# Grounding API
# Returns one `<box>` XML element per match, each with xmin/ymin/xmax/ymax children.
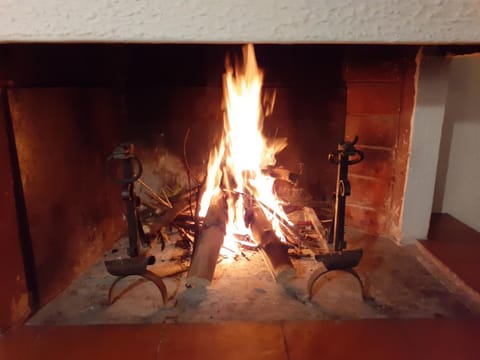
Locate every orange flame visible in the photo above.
<box><xmin>199</xmin><ymin>44</ymin><xmax>290</xmax><ymax>254</ymax></box>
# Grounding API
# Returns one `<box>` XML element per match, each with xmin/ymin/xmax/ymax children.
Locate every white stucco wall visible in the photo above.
<box><xmin>401</xmin><ymin>55</ymin><xmax>451</xmax><ymax>243</ymax></box>
<box><xmin>433</xmin><ymin>56</ymin><xmax>480</xmax><ymax>232</ymax></box>
<box><xmin>1</xmin><ymin>0</ymin><xmax>480</xmax><ymax>43</ymax></box>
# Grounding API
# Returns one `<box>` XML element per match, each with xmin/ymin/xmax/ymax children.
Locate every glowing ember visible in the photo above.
<box><xmin>199</xmin><ymin>44</ymin><xmax>290</xmax><ymax>255</ymax></box>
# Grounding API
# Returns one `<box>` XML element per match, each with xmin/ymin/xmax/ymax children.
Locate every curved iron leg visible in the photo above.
<box><xmin>107</xmin><ymin>276</ymin><xmax>127</xmax><ymax>304</ymax></box>
<box><xmin>307</xmin><ymin>267</ymin><xmax>371</xmax><ymax>302</ymax></box>
<box><xmin>143</xmin><ymin>270</ymin><xmax>168</xmax><ymax>305</ymax></box>
<box><xmin>107</xmin><ymin>271</ymin><xmax>168</xmax><ymax>306</ymax></box>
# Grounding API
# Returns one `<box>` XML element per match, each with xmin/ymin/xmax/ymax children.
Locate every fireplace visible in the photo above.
<box><xmin>1</xmin><ymin>41</ymin><xmax>479</xmax><ymax>330</ymax></box>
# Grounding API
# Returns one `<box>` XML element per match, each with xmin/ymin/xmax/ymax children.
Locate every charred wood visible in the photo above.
<box><xmin>186</xmin><ymin>192</ymin><xmax>227</xmax><ymax>286</ymax></box>
<box><xmin>249</xmin><ymin>206</ymin><xmax>296</xmax><ymax>284</ymax></box>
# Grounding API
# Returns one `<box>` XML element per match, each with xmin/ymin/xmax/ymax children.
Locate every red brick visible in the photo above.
<box><xmin>344</xmin><ymin>59</ymin><xmax>402</xmax><ymax>82</ymax></box>
<box><xmin>345</xmin><ymin>114</ymin><xmax>398</xmax><ymax>148</ymax></box>
<box><xmin>346</xmin><ymin>204</ymin><xmax>388</xmax><ymax>235</ymax></box>
<box><xmin>347</xmin><ymin>82</ymin><xmax>402</xmax><ymax>115</ymax></box>
<box><xmin>349</xmin><ymin>147</ymin><xmax>394</xmax><ymax>179</ymax></box>
<box><xmin>348</xmin><ymin>175</ymin><xmax>391</xmax><ymax>210</ymax></box>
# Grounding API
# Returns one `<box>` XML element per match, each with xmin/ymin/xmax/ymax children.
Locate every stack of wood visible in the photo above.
<box><xmin>137</xmin><ymin>166</ymin><xmax>328</xmax><ymax>289</ymax></box>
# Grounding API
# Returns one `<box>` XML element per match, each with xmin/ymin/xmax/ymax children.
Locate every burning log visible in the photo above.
<box><xmin>186</xmin><ymin>45</ymin><xmax>297</xmax><ymax>290</ymax></box>
<box><xmin>249</xmin><ymin>206</ymin><xmax>296</xmax><ymax>284</ymax></box>
<box><xmin>186</xmin><ymin>192</ymin><xmax>227</xmax><ymax>286</ymax></box>
<box><xmin>262</xmin><ymin>166</ymin><xmax>299</xmax><ymax>184</ymax></box>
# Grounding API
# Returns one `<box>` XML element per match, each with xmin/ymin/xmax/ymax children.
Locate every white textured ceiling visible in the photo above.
<box><xmin>1</xmin><ymin>0</ymin><xmax>480</xmax><ymax>43</ymax></box>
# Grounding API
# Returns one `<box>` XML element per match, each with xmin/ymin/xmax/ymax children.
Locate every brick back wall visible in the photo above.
<box><xmin>344</xmin><ymin>47</ymin><xmax>418</xmax><ymax>236</ymax></box>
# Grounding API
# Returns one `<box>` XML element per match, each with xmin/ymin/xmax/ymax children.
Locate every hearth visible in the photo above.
<box><xmin>1</xmin><ymin>43</ymin><xmax>477</xmax><ymax>329</ymax></box>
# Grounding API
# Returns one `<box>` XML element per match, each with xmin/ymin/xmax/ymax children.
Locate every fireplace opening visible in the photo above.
<box><xmin>1</xmin><ymin>43</ymin><xmax>478</xmax><ymax>328</ymax></box>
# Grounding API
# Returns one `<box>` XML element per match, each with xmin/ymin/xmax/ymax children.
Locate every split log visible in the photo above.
<box><xmin>249</xmin><ymin>206</ymin><xmax>296</xmax><ymax>284</ymax></box>
<box><xmin>303</xmin><ymin>206</ymin><xmax>329</xmax><ymax>254</ymax></box>
<box><xmin>186</xmin><ymin>192</ymin><xmax>227</xmax><ymax>286</ymax></box>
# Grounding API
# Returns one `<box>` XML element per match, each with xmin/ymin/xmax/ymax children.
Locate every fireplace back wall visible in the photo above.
<box><xmin>124</xmin><ymin>45</ymin><xmax>346</xmax><ymax>201</ymax></box>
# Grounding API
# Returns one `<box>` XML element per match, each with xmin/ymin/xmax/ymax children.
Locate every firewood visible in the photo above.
<box><xmin>149</xmin><ymin>195</ymin><xmax>192</xmax><ymax>233</ymax></box>
<box><xmin>249</xmin><ymin>206</ymin><xmax>296</xmax><ymax>284</ymax></box>
<box><xmin>137</xmin><ymin>178</ymin><xmax>173</xmax><ymax>208</ymax></box>
<box><xmin>262</xmin><ymin>166</ymin><xmax>299</xmax><ymax>184</ymax></box>
<box><xmin>186</xmin><ymin>192</ymin><xmax>227</xmax><ymax>286</ymax></box>
<box><xmin>150</xmin><ymin>262</ymin><xmax>189</xmax><ymax>278</ymax></box>
<box><xmin>303</xmin><ymin>207</ymin><xmax>329</xmax><ymax>253</ymax></box>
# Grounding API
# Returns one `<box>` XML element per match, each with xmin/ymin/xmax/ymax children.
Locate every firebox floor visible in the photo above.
<box><xmin>27</xmin><ymin>229</ymin><xmax>477</xmax><ymax>325</ymax></box>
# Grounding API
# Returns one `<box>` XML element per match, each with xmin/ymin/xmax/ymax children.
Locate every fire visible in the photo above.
<box><xmin>199</xmin><ymin>44</ymin><xmax>290</xmax><ymax>254</ymax></box>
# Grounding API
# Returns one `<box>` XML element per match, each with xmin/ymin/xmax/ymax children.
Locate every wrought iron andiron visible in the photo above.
<box><xmin>104</xmin><ymin>143</ymin><xmax>167</xmax><ymax>305</ymax></box>
<box><xmin>307</xmin><ymin>136</ymin><xmax>371</xmax><ymax>301</ymax></box>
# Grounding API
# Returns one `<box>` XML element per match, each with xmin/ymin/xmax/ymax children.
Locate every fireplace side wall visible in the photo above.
<box><xmin>344</xmin><ymin>48</ymin><xmax>418</xmax><ymax>236</ymax></box>
<box><xmin>0</xmin><ymin>90</ymin><xmax>30</xmax><ymax>333</ymax></box>
<box><xmin>7</xmin><ymin>88</ymin><xmax>126</xmax><ymax>306</ymax></box>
